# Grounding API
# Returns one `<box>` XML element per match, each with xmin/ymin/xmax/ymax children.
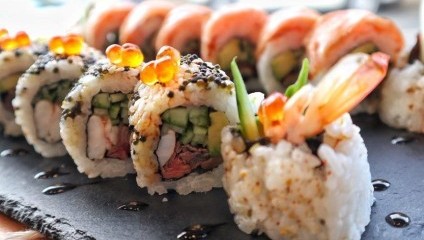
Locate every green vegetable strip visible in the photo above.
<box><xmin>285</xmin><ymin>58</ymin><xmax>310</xmax><ymax>98</ymax></box>
<box><xmin>231</xmin><ymin>58</ymin><xmax>260</xmax><ymax>141</ymax></box>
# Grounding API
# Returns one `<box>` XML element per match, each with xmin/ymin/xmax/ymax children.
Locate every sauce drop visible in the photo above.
<box><xmin>385</xmin><ymin>212</ymin><xmax>410</xmax><ymax>228</ymax></box>
<box><xmin>0</xmin><ymin>148</ymin><xmax>28</xmax><ymax>157</ymax></box>
<box><xmin>34</xmin><ymin>167</ymin><xmax>69</xmax><ymax>179</ymax></box>
<box><xmin>391</xmin><ymin>136</ymin><xmax>414</xmax><ymax>145</ymax></box>
<box><xmin>42</xmin><ymin>183</ymin><xmax>77</xmax><ymax>195</ymax></box>
<box><xmin>177</xmin><ymin>223</ymin><xmax>225</xmax><ymax>240</ymax></box>
<box><xmin>117</xmin><ymin>201</ymin><xmax>149</xmax><ymax>211</ymax></box>
<box><xmin>372</xmin><ymin>179</ymin><xmax>391</xmax><ymax>192</ymax></box>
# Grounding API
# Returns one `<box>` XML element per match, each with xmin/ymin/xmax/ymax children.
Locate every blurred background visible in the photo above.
<box><xmin>1</xmin><ymin>0</ymin><xmax>420</xmax><ymax>42</ymax></box>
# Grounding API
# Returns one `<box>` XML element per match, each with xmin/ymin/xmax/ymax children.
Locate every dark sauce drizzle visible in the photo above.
<box><xmin>391</xmin><ymin>136</ymin><xmax>414</xmax><ymax>145</ymax></box>
<box><xmin>177</xmin><ymin>223</ymin><xmax>225</xmax><ymax>240</ymax></box>
<box><xmin>386</xmin><ymin>212</ymin><xmax>410</xmax><ymax>228</ymax></box>
<box><xmin>0</xmin><ymin>148</ymin><xmax>29</xmax><ymax>157</ymax></box>
<box><xmin>117</xmin><ymin>201</ymin><xmax>149</xmax><ymax>211</ymax></box>
<box><xmin>42</xmin><ymin>181</ymin><xmax>101</xmax><ymax>195</ymax></box>
<box><xmin>372</xmin><ymin>179</ymin><xmax>391</xmax><ymax>192</ymax></box>
<box><xmin>34</xmin><ymin>167</ymin><xmax>70</xmax><ymax>179</ymax></box>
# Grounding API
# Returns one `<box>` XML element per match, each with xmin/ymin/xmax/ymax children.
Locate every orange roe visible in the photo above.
<box><xmin>63</xmin><ymin>35</ymin><xmax>83</xmax><ymax>55</ymax></box>
<box><xmin>140</xmin><ymin>61</ymin><xmax>158</xmax><ymax>85</ymax></box>
<box><xmin>48</xmin><ymin>36</ymin><xmax>64</xmax><ymax>54</ymax></box>
<box><xmin>155</xmin><ymin>56</ymin><xmax>178</xmax><ymax>83</ymax></box>
<box><xmin>106</xmin><ymin>44</ymin><xmax>122</xmax><ymax>65</ymax></box>
<box><xmin>0</xmin><ymin>28</ymin><xmax>8</xmax><ymax>39</ymax></box>
<box><xmin>106</xmin><ymin>43</ymin><xmax>144</xmax><ymax>67</ymax></box>
<box><xmin>15</xmin><ymin>31</ymin><xmax>30</xmax><ymax>47</ymax></box>
<box><xmin>156</xmin><ymin>46</ymin><xmax>180</xmax><ymax>65</ymax></box>
<box><xmin>0</xmin><ymin>36</ymin><xmax>18</xmax><ymax>51</ymax></box>
<box><xmin>258</xmin><ymin>92</ymin><xmax>287</xmax><ymax>140</ymax></box>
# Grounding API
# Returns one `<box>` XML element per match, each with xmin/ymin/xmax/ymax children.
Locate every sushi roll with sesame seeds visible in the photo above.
<box><xmin>222</xmin><ymin>53</ymin><xmax>389</xmax><ymax>240</ymax></box>
<box><xmin>0</xmin><ymin>30</ymin><xmax>47</xmax><ymax>136</ymax></box>
<box><xmin>129</xmin><ymin>46</ymin><xmax>239</xmax><ymax>195</ymax></box>
<box><xmin>12</xmin><ymin>35</ymin><xmax>102</xmax><ymax>158</ymax></box>
<box><xmin>60</xmin><ymin>43</ymin><xmax>143</xmax><ymax>178</ymax></box>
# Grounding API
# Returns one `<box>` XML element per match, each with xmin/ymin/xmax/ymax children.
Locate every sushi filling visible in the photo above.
<box><xmin>156</xmin><ymin>106</ymin><xmax>229</xmax><ymax>180</ymax></box>
<box><xmin>87</xmin><ymin>92</ymin><xmax>130</xmax><ymax>160</ymax></box>
<box><xmin>0</xmin><ymin>72</ymin><xmax>22</xmax><ymax>112</ymax></box>
<box><xmin>350</xmin><ymin>42</ymin><xmax>378</xmax><ymax>54</ymax></box>
<box><xmin>271</xmin><ymin>49</ymin><xmax>304</xmax><ymax>87</ymax></box>
<box><xmin>217</xmin><ymin>38</ymin><xmax>256</xmax><ymax>79</ymax></box>
<box><xmin>33</xmin><ymin>80</ymin><xmax>74</xmax><ymax>143</ymax></box>
<box><xmin>181</xmin><ymin>39</ymin><xmax>200</xmax><ymax>56</ymax></box>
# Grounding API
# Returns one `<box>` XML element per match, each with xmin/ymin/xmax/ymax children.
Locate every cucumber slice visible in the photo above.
<box><xmin>168</xmin><ymin>107</ymin><xmax>189</xmax><ymax>128</ymax></box>
<box><xmin>93</xmin><ymin>108</ymin><xmax>108</xmax><ymax>116</ymax></box>
<box><xmin>109</xmin><ymin>103</ymin><xmax>120</xmax><ymax>119</ymax></box>
<box><xmin>110</xmin><ymin>93</ymin><xmax>126</xmax><ymax>103</ymax></box>
<box><xmin>191</xmin><ymin>134</ymin><xmax>207</xmax><ymax>147</ymax></box>
<box><xmin>180</xmin><ymin>127</ymin><xmax>194</xmax><ymax>145</ymax></box>
<box><xmin>189</xmin><ymin>106</ymin><xmax>209</xmax><ymax>127</ymax></box>
<box><xmin>193</xmin><ymin>125</ymin><xmax>207</xmax><ymax>135</ymax></box>
<box><xmin>120</xmin><ymin>99</ymin><xmax>129</xmax><ymax>107</ymax></box>
<box><xmin>111</xmin><ymin>119</ymin><xmax>120</xmax><ymax>125</ymax></box>
<box><xmin>161</xmin><ymin>110</ymin><xmax>171</xmax><ymax>123</ymax></box>
<box><xmin>92</xmin><ymin>93</ymin><xmax>110</xmax><ymax>109</ymax></box>
<box><xmin>120</xmin><ymin>107</ymin><xmax>128</xmax><ymax>119</ymax></box>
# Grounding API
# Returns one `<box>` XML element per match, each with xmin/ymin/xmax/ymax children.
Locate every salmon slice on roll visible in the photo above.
<box><xmin>307</xmin><ymin>9</ymin><xmax>404</xmax><ymax>78</ymax></box>
<box><xmin>201</xmin><ymin>6</ymin><xmax>268</xmax><ymax>91</ymax></box>
<box><xmin>155</xmin><ymin>4</ymin><xmax>212</xmax><ymax>56</ymax></box>
<box><xmin>306</xmin><ymin>9</ymin><xmax>404</xmax><ymax>114</ymax></box>
<box><xmin>119</xmin><ymin>0</ymin><xmax>175</xmax><ymax>61</ymax></box>
<box><xmin>84</xmin><ymin>1</ymin><xmax>135</xmax><ymax>51</ymax></box>
<box><xmin>257</xmin><ymin>7</ymin><xmax>319</xmax><ymax>94</ymax></box>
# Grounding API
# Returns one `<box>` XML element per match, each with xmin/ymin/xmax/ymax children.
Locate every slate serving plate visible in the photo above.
<box><xmin>0</xmin><ymin>114</ymin><xmax>423</xmax><ymax>240</ymax></box>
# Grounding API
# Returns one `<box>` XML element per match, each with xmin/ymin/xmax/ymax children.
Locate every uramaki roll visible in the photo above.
<box><xmin>130</xmin><ymin>48</ymin><xmax>238</xmax><ymax>195</ymax></box>
<box><xmin>155</xmin><ymin>4</ymin><xmax>211</xmax><ymax>56</ymax></box>
<box><xmin>119</xmin><ymin>0</ymin><xmax>175</xmax><ymax>61</ymax></box>
<box><xmin>256</xmin><ymin>7</ymin><xmax>319</xmax><ymax>93</ymax></box>
<box><xmin>13</xmin><ymin>36</ymin><xmax>101</xmax><ymax>157</ymax></box>
<box><xmin>60</xmin><ymin>43</ymin><xmax>143</xmax><ymax>178</ymax></box>
<box><xmin>0</xmin><ymin>30</ymin><xmax>47</xmax><ymax>136</ymax></box>
<box><xmin>201</xmin><ymin>6</ymin><xmax>267</xmax><ymax>91</ymax></box>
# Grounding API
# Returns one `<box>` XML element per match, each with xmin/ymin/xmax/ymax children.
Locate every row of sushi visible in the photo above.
<box><xmin>77</xmin><ymin>1</ymin><xmax>404</xmax><ymax>93</ymax></box>
<box><xmin>0</xmin><ymin>24</ymin><xmax>391</xmax><ymax>239</ymax></box>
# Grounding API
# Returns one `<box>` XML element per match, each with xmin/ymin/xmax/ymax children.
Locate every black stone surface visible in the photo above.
<box><xmin>0</xmin><ymin>115</ymin><xmax>422</xmax><ymax>240</ymax></box>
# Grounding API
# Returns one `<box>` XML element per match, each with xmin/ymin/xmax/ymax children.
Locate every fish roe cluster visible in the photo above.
<box><xmin>48</xmin><ymin>34</ymin><xmax>84</xmax><ymax>56</ymax></box>
<box><xmin>140</xmin><ymin>46</ymin><xmax>180</xmax><ymax>85</ymax></box>
<box><xmin>106</xmin><ymin>43</ymin><xmax>144</xmax><ymax>68</ymax></box>
<box><xmin>0</xmin><ymin>29</ymin><xmax>31</xmax><ymax>51</ymax></box>
<box><xmin>258</xmin><ymin>92</ymin><xmax>288</xmax><ymax>142</ymax></box>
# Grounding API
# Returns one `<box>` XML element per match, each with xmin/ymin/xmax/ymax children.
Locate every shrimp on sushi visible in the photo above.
<box><xmin>221</xmin><ymin>52</ymin><xmax>389</xmax><ymax>240</ymax></box>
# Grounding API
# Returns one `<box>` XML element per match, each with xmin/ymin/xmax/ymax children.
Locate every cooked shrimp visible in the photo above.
<box><xmin>261</xmin><ymin>52</ymin><xmax>390</xmax><ymax>144</ymax></box>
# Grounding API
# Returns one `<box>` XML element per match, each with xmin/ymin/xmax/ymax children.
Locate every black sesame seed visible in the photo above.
<box><xmin>67</xmin><ymin>59</ymin><xmax>73</xmax><ymax>64</ymax></box>
<box><xmin>139</xmin><ymin>135</ymin><xmax>147</xmax><ymax>142</ymax></box>
<box><xmin>53</xmin><ymin>67</ymin><xmax>59</xmax><ymax>73</ymax></box>
<box><xmin>14</xmin><ymin>50</ymin><xmax>22</xmax><ymax>57</ymax></box>
<box><xmin>178</xmin><ymin>86</ymin><xmax>186</xmax><ymax>91</ymax></box>
<box><xmin>167</xmin><ymin>91</ymin><xmax>174</xmax><ymax>98</ymax></box>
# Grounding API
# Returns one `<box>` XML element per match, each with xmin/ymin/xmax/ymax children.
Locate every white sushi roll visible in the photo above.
<box><xmin>379</xmin><ymin>60</ymin><xmax>424</xmax><ymax>132</ymax></box>
<box><xmin>222</xmin><ymin>52</ymin><xmax>390</xmax><ymax>240</ymax></box>
<box><xmin>0</xmin><ymin>31</ymin><xmax>47</xmax><ymax>136</ymax></box>
<box><xmin>13</xmin><ymin>36</ymin><xmax>102</xmax><ymax>157</ymax></box>
<box><xmin>60</xmin><ymin>43</ymin><xmax>143</xmax><ymax>178</ymax></box>
<box><xmin>130</xmin><ymin>48</ymin><xmax>238</xmax><ymax>195</ymax></box>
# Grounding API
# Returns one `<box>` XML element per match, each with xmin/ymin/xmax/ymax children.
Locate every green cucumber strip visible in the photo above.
<box><xmin>285</xmin><ymin>58</ymin><xmax>309</xmax><ymax>98</ymax></box>
<box><xmin>231</xmin><ymin>58</ymin><xmax>260</xmax><ymax>141</ymax></box>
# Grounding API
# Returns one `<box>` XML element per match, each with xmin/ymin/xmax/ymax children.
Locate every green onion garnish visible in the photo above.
<box><xmin>285</xmin><ymin>58</ymin><xmax>309</xmax><ymax>98</ymax></box>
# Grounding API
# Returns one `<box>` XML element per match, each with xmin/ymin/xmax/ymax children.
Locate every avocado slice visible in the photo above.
<box><xmin>351</xmin><ymin>43</ymin><xmax>378</xmax><ymax>54</ymax></box>
<box><xmin>207</xmin><ymin>111</ymin><xmax>230</xmax><ymax>156</ymax></box>
<box><xmin>271</xmin><ymin>51</ymin><xmax>298</xmax><ymax>81</ymax></box>
<box><xmin>217</xmin><ymin>39</ymin><xmax>253</xmax><ymax>70</ymax></box>
<box><xmin>0</xmin><ymin>73</ymin><xmax>21</xmax><ymax>93</ymax></box>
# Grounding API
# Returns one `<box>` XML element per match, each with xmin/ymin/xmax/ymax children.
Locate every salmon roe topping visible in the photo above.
<box><xmin>140</xmin><ymin>61</ymin><xmax>158</xmax><ymax>86</ymax></box>
<box><xmin>139</xmin><ymin>46</ymin><xmax>180</xmax><ymax>85</ymax></box>
<box><xmin>0</xmin><ymin>30</ymin><xmax>31</xmax><ymax>50</ymax></box>
<box><xmin>49</xmin><ymin>34</ymin><xmax>84</xmax><ymax>56</ymax></box>
<box><xmin>105</xmin><ymin>43</ymin><xmax>144</xmax><ymax>68</ymax></box>
<box><xmin>258</xmin><ymin>92</ymin><xmax>287</xmax><ymax>139</ymax></box>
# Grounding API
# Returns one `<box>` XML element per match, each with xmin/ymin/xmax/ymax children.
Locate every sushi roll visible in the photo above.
<box><xmin>307</xmin><ymin>9</ymin><xmax>404</xmax><ymax>78</ymax></box>
<box><xmin>306</xmin><ymin>9</ymin><xmax>404</xmax><ymax>114</ymax></box>
<box><xmin>201</xmin><ymin>6</ymin><xmax>268</xmax><ymax>91</ymax></box>
<box><xmin>155</xmin><ymin>4</ymin><xmax>212</xmax><ymax>56</ymax></box>
<box><xmin>0</xmin><ymin>30</ymin><xmax>47</xmax><ymax>136</ymax></box>
<box><xmin>222</xmin><ymin>52</ymin><xmax>389</xmax><ymax>239</ymax></box>
<box><xmin>256</xmin><ymin>8</ymin><xmax>320</xmax><ymax>94</ymax></box>
<box><xmin>13</xmin><ymin>35</ymin><xmax>102</xmax><ymax>157</ymax></box>
<box><xmin>130</xmin><ymin>46</ymin><xmax>239</xmax><ymax>195</ymax></box>
<box><xmin>60</xmin><ymin>43</ymin><xmax>143</xmax><ymax>178</ymax></box>
<box><xmin>119</xmin><ymin>0</ymin><xmax>175</xmax><ymax>61</ymax></box>
<box><xmin>84</xmin><ymin>1</ymin><xmax>135</xmax><ymax>51</ymax></box>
